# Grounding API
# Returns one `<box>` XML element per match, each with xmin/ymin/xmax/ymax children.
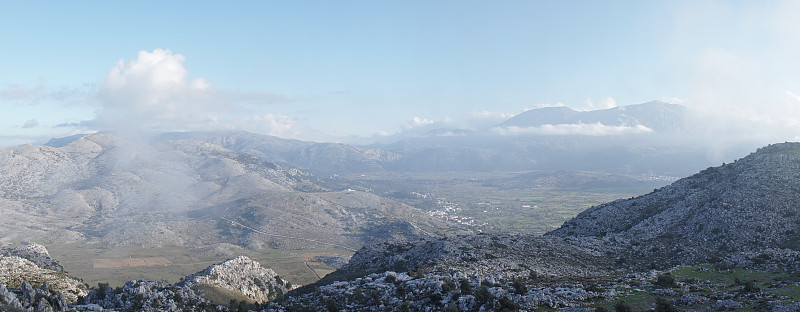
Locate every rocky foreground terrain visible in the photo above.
<box><xmin>0</xmin><ymin>243</ymin><xmax>290</xmax><ymax>311</ymax></box>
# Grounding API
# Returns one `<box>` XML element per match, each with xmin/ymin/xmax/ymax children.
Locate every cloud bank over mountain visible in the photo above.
<box><xmin>490</xmin><ymin>123</ymin><xmax>653</xmax><ymax>136</ymax></box>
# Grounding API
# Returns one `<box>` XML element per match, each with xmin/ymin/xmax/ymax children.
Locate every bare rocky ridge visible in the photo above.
<box><xmin>548</xmin><ymin>142</ymin><xmax>800</xmax><ymax>267</ymax></box>
<box><xmin>181</xmin><ymin>256</ymin><xmax>293</xmax><ymax>304</ymax></box>
<box><xmin>278</xmin><ymin>235</ymin><xmax>617</xmax><ymax>310</ymax></box>
<box><xmin>0</xmin><ymin>242</ymin><xmax>64</xmax><ymax>272</ymax></box>
<box><xmin>340</xmin><ymin>235</ymin><xmax>613</xmax><ymax>279</ymax></box>
<box><xmin>0</xmin><ymin>255</ymin><xmax>87</xmax><ymax>303</ymax></box>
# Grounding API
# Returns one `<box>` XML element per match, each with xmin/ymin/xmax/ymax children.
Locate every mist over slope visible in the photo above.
<box><xmin>0</xmin><ymin>133</ymin><xmax>448</xmax><ymax>252</ymax></box>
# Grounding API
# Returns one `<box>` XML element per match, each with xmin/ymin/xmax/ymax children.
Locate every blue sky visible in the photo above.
<box><xmin>2</xmin><ymin>1</ymin><xmax>800</xmax><ymax>146</ymax></box>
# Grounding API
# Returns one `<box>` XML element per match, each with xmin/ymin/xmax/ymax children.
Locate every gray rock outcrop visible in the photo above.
<box><xmin>1</xmin><ymin>242</ymin><xmax>64</xmax><ymax>272</ymax></box>
<box><xmin>181</xmin><ymin>256</ymin><xmax>292</xmax><ymax>304</ymax></box>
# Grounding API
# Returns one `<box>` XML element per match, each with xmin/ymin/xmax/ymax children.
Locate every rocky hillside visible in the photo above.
<box><xmin>0</xmin><ymin>242</ymin><xmax>64</xmax><ymax>272</ymax></box>
<box><xmin>548</xmin><ymin>142</ymin><xmax>800</xmax><ymax>267</ymax></box>
<box><xmin>0</xmin><ymin>133</ymin><xmax>450</xmax><ymax>253</ymax></box>
<box><xmin>282</xmin><ymin>234</ymin><xmax>617</xmax><ymax>310</ymax></box>
<box><xmin>337</xmin><ymin>234</ymin><xmax>613</xmax><ymax>279</ymax></box>
<box><xmin>0</xmin><ymin>244</ymin><xmax>88</xmax><ymax>304</ymax></box>
<box><xmin>190</xmin><ymin>191</ymin><xmax>443</xmax><ymax>251</ymax></box>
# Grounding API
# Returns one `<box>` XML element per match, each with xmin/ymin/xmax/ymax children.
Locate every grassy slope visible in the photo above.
<box><xmin>584</xmin><ymin>265</ymin><xmax>800</xmax><ymax>311</ymax></box>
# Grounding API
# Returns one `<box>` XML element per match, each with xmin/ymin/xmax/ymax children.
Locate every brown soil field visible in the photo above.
<box><xmin>93</xmin><ymin>257</ymin><xmax>172</xmax><ymax>269</ymax></box>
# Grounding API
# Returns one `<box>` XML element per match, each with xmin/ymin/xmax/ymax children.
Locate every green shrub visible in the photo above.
<box><xmin>614</xmin><ymin>301</ymin><xmax>633</xmax><ymax>312</ymax></box>
<box><xmin>511</xmin><ymin>279</ymin><xmax>527</xmax><ymax>295</ymax></box>
<box><xmin>655</xmin><ymin>297</ymin><xmax>676</xmax><ymax>312</ymax></box>
<box><xmin>655</xmin><ymin>273</ymin><xmax>677</xmax><ymax>288</ymax></box>
<box><xmin>475</xmin><ymin>285</ymin><xmax>492</xmax><ymax>305</ymax></box>
<box><xmin>460</xmin><ymin>279</ymin><xmax>472</xmax><ymax>295</ymax></box>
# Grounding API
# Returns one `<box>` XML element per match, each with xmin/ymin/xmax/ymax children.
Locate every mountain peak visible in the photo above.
<box><xmin>500</xmin><ymin>106</ymin><xmax>579</xmax><ymax>128</ymax></box>
<box><xmin>499</xmin><ymin>101</ymin><xmax>687</xmax><ymax>133</ymax></box>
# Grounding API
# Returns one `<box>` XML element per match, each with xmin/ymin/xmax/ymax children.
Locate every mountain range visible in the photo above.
<box><xmin>0</xmin><ymin>133</ymin><xmax>451</xmax><ymax>254</ymax></box>
<box><xmin>499</xmin><ymin>101</ymin><xmax>687</xmax><ymax>132</ymax></box>
<box><xmin>28</xmin><ymin>102</ymin><xmax>725</xmax><ymax>179</ymax></box>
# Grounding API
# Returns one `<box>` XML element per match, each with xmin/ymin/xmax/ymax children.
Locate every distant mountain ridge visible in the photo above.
<box><xmin>499</xmin><ymin>101</ymin><xmax>688</xmax><ymax>132</ymax></box>
<box><xmin>39</xmin><ymin>101</ymin><xmax>758</xmax><ymax>176</ymax></box>
<box><xmin>161</xmin><ymin>131</ymin><xmax>400</xmax><ymax>176</ymax></box>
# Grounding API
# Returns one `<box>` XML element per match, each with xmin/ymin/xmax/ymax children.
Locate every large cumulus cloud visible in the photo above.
<box><xmin>90</xmin><ymin>49</ymin><xmax>295</xmax><ymax>137</ymax></box>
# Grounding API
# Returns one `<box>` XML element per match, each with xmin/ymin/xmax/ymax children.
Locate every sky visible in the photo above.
<box><xmin>2</xmin><ymin>1</ymin><xmax>800</xmax><ymax>146</ymax></box>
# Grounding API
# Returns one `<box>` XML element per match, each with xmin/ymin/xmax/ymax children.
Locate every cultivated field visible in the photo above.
<box><xmin>334</xmin><ymin>171</ymin><xmax>673</xmax><ymax>234</ymax></box>
<box><xmin>44</xmin><ymin>240</ymin><xmax>350</xmax><ymax>287</ymax></box>
<box><xmin>92</xmin><ymin>257</ymin><xmax>172</xmax><ymax>269</ymax></box>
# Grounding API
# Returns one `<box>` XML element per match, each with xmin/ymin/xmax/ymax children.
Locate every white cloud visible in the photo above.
<box><xmin>466</xmin><ymin>110</ymin><xmax>514</xmax><ymax>120</ymax></box>
<box><xmin>457</xmin><ymin>110</ymin><xmax>517</xmax><ymax>130</ymax></box>
<box><xmin>466</xmin><ymin>110</ymin><xmax>512</xmax><ymax>122</ymax></box>
<box><xmin>581</xmin><ymin>96</ymin><xmax>617</xmax><ymax>111</ymax></box>
<box><xmin>22</xmin><ymin>119</ymin><xmax>39</xmax><ymax>128</ymax></box>
<box><xmin>89</xmin><ymin>49</ymin><xmax>292</xmax><ymax>137</ymax></box>
<box><xmin>403</xmin><ymin>116</ymin><xmax>435</xmax><ymax>129</ymax></box>
<box><xmin>238</xmin><ymin>114</ymin><xmax>298</xmax><ymax>138</ymax></box>
<box><xmin>490</xmin><ymin>122</ymin><xmax>653</xmax><ymax>136</ymax></box>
